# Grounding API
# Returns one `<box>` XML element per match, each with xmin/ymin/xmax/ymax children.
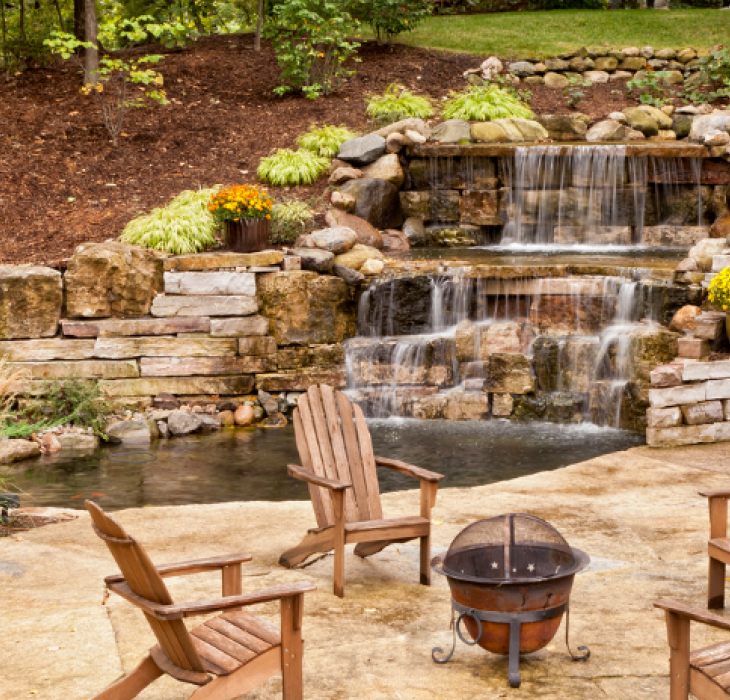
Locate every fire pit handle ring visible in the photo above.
<box><xmin>431</xmin><ymin>608</ymin><xmax>483</xmax><ymax>665</ymax></box>
<box><xmin>565</xmin><ymin>606</ymin><xmax>591</xmax><ymax>663</ymax></box>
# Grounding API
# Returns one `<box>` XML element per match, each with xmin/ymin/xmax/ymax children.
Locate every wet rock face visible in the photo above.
<box><xmin>338</xmin><ymin>178</ymin><xmax>402</xmax><ymax>229</ymax></box>
<box><xmin>530</xmin><ymin>295</ymin><xmax>616</xmax><ymax>335</ymax></box>
<box><xmin>638</xmin><ymin>281</ymin><xmax>692</xmax><ymax>326</ymax></box>
<box><xmin>360</xmin><ymin>276</ymin><xmax>434</xmax><ymax>336</ymax></box>
<box><xmin>0</xmin><ymin>266</ymin><xmax>62</xmax><ymax>339</ymax></box>
<box><xmin>65</xmin><ymin>242</ymin><xmax>164</xmax><ymax>319</ymax></box>
<box><xmin>533</xmin><ymin>336</ymin><xmax>600</xmax><ymax>393</ymax></box>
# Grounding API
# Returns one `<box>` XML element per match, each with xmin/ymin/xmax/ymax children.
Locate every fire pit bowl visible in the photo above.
<box><xmin>432</xmin><ymin>513</ymin><xmax>590</xmax><ymax>687</ymax></box>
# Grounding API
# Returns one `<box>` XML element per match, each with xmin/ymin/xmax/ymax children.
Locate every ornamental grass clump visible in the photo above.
<box><xmin>296</xmin><ymin>125</ymin><xmax>358</xmax><ymax>159</ymax></box>
<box><xmin>708</xmin><ymin>267</ymin><xmax>730</xmax><ymax>311</ymax></box>
<box><xmin>207</xmin><ymin>185</ymin><xmax>274</xmax><ymax>224</ymax></box>
<box><xmin>366</xmin><ymin>83</ymin><xmax>435</xmax><ymax>125</ymax></box>
<box><xmin>442</xmin><ymin>84</ymin><xmax>533</xmax><ymax>122</ymax></box>
<box><xmin>121</xmin><ymin>187</ymin><xmax>219</xmax><ymax>255</ymax></box>
<box><xmin>257</xmin><ymin>148</ymin><xmax>330</xmax><ymax>187</ymax></box>
<box><xmin>270</xmin><ymin>200</ymin><xmax>315</xmax><ymax>244</ymax></box>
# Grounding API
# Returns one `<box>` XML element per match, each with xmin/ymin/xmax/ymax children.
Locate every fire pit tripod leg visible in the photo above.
<box><xmin>508</xmin><ymin>620</ymin><xmax>522</xmax><ymax>688</ymax></box>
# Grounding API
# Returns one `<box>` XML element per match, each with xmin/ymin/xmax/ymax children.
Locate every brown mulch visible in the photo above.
<box><xmin>0</xmin><ymin>34</ymin><xmax>677</xmax><ymax>267</ymax></box>
<box><xmin>0</xmin><ymin>514</ymin><xmax>63</xmax><ymax>537</ymax></box>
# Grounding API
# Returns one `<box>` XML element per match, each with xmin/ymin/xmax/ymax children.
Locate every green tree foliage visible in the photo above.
<box><xmin>349</xmin><ymin>0</ymin><xmax>431</xmax><ymax>44</ymax></box>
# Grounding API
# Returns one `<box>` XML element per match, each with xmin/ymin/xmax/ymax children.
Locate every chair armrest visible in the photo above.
<box><xmin>108</xmin><ymin>580</ymin><xmax>317</xmax><ymax>620</ymax></box>
<box><xmin>288</xmin><ymin>464</ymin><xmax>351</xmax><ymax>491</ymax></box>
<box><xmin>104</xmin><ymin>552</ymin><xmax>253</xmax><ymax>585</ymax></box>
<box><xmin>374</xmin><ymin>456</ymin><xmax>445</xmax><ymax>483</ymax></box>
<box><xmin>699</xmin><ymin>489</ymin><xmax>730</xmax><ymax>499</ymax></box>
<box><xmin>655</xmin><ymin>598</ymin><xmax>730</xmax><ymax>633</ymax></box>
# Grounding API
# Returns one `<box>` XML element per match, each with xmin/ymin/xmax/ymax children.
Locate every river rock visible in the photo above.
<box><xmin>619</xmin><ymin>57</ymin><xmax>647</xmax><ymax>71</ymax></box>
<box><xmin>325</xmin><ymin>209</ymin><xmax>384</xmax><ymax>249</ymax></box>
<box><xmin>470</xmin><ymin>122</ymin><xmax>509</xmax><ymax>143</ymax></box>
<box><xmin>329</xmin><ymin>166</ymin><xmax>363</xmax><ymax>186</ymax></box>
<box><xmin>656</xmin><ymin>48</ymin><xmax>676</xmax><ymax>60</ymax></box>
<box><xmin>669</xmin><ymin>305</ymin><xmax>701</xmax><ymax>333</ymax></box>
<box><xmin>338</xmin><ymin>178</ymin><xmax>401</xmax><ymax>230</ymax></box>
<box><xmin>403</xmin><ymin>129</ymin><xmax>427</xmax><ymax>146</ymax></box>
<box><xmin>258</xmin><ymin>271</ymin><xmax>356</xmax><ymax>345</ymax></box>
<box><xmin>330</xmin><ymin>192</ymin><xmax>356</xmax><ymax>213</ymax></box>
<box><xmin>586</xmin><ymin>120</ymin><xmax>628</xmax><ymax>142</ymax></box>
<box><xmin>57</xmin><ymin>433</ymin><xmax>99</xmax><ymax>451</ymax></box>
<box><xmin>710</xmin><ymin>215</ymin><xmax>730</xmax><ymax>239</ymax></box>
<box><xmin>257</xmin><ymin>390</ymin><xmax>279</xmax><ymax>416</ymax></box>
<box><xmin>40</xmin><ymin>432</ymin><xmax>61</xmax><ymax>453</ymax></box>
<box><xmin>106</xmin><ymin>420</ymin><xmax>153</xmax><ymax>444</ymax></box>
<box><xmin>310</xmin><ymin>227</ymin><xmax>358</xmax><ymax>254</ymax></box>
<box><xmin>360</xmin><ymin>259</ymin><xmax>385</xmax><ymax>275</ymax></box>
<box><xmin>594</xmin><ymin>56</ymin><xmax>618</xmax><ymax>72</ymax></box>
<box><xmin>672</xmin><ymin>115</ymin><xmax>694</xmax><ymax>139</ymax></box>
<box><xmin>373</xmin><ymin>118</ymin><xmax>431</xmax><ymax>140</ymax></box>
<box><xmin>290</xmin><ymin>248</ymin><xmax>334</xmax><ymax>274</ymax></box>
<box><xmin>381</xmin><ymin>230</ymin><xmax>410</xmax><ymax>252</ymax></box>
<box><xmin>508</xmin><ymin>61</ymin><xmax>536</xmax><ymax>77</ymax></box>
<box><xmin>0</xmin><ymin>266</ymin><xmax>62</xmax><ymax>340</ymax></box>
<box><xmin>334</xmin><ymin>244</ymin><xmax>385</xmax><ymax>272</ymax></box>
<box><xmin>0</xmin><ymin>439</ymin><xmax>40</xmax><ymax>464</ymax></box>
<box><xmin>218</xmin><ymin>410</ymin><xmax>234</xmax><ymax>428</ymax></box>
<box><xmin>430</xmin><ymin>119</ymin><xmax>471</xmax><ymax>144</ymax></box>
<box><xmin>636</xmin><ymin>104</ymin><xmax>673</xmax><ymax>129</ymax></box>
<box><xmin>677</xmin><ymin>48</ymin><xmax>697</xmax><ymax>64</ymax></box>
<box><xmin>385</xmin><ymin>132</ymin><xmax>405</xmax><ymax>154</ymax></box>
<box><xmin>259</xmin><ymin>412</ymin><xmax>288</xmax><ymax>428</ymax></box>
<box><xmin>584</xmin><ymin>71</ymin><xmax>610</xmax><ymax>84</ymax></box>
<box><xmin>65</xmin><ymin>242</ymin><xmax>163</xmax><ymax>319</ymax></box>
<box><xmin>198</xmin><ymin>414</ymin><xmax>221</xmax><ymax>431</ymax></box>
<box><xmin>543</xmin><ymin>72</ymin><xmax>569</xmax><ymax>88</ymax></box>
<box><xmin>167</xmin><ymin>410</ymin><xmax>203</xmax><ymax>436</ymax></box>
<box><xmin>361</xmin><ymin>154</ymin><xmax>404</xmax><ymax>188</ymax></box>
<box><xmin>623</xmin><ymin>107</ymin><xmax>659</xmax><ymax>136</ymax></box>
<box><xmin>492</xmin><ymin>118</ymin><xmax>548</xmax><ymax>141</ymax></box>
<box><xmin>234</xmin><ymin>404</ymin><xmax>254</xmax><ymax>426</ymax></box>
<box><xmin>332</xmin><ymin>264</ymin><xmax>365</xmax><ymax>286</ymax></box>
<box><xmin>402</xmin><ymin>218</ymin><xmax>429</xmax><ymax>247</ymax></box>
<box><xmin>535</xmin><ymin>115</ymin><xmax>588</xmax><ymax>141</ymax></box>
<box><xmin>337</xmin><ymin>133</ymin><xmax>386</xmax><ymax>166</ymax></box>
<box><xmin>545</xmin><ymin>58</ymin><xmax>570</xmax><ymax>71</ymax></box>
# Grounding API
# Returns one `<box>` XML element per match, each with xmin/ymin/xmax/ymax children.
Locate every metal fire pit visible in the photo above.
<box><xmin>431</xmin><ymin>513</ymin><xmax>590</xmax><ymax>688</ymax></box>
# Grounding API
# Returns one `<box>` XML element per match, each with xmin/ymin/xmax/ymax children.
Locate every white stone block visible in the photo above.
<box><xmin>647</xmin><ymin>406</ymin><xmax>682</xmax><ymax>429</ymax></box>
<box><xmin>681</xmin><ymin>400</ymin><xmax>724</xmax><ymax>425</ymax></box>
<box><xmin>164</xmin><ymin>271</ymin><xmax>256</xmax><ymax>296</ymax></box>
<box><xmin>648</xmin><ymin>383</ymin><xmax>706</xmax><ymax>408</ymax></box>
<box><xmin>683</xmin><ymin>360</ymin><xmax>730</xmax><ymax>382</ymax></box>
<box><xmin>711</xmin><ymin>255</ymin><xmax>730</xmax><ymax>272</ymax></box>
<box><xmin>210</xmin><ymin>316</ymin><xmax>270</xmax><ymax>337</ymax></box>
<box><xmin>647</xmin><ymin>424</ymin><xmax>717</xmax><ymax>447</ymax></box>
<box><xmin>707</xmin><ymin>379</ymin><xmax>730</xmax><ymax>401</ymax></box>
<box><xmin>651</xmin><ymin>364</ymin><xmax>684</xmax><ymax>387</ymax></box>
<box><xmin>151</xmin><ymin>295</ymin><xmax>259</xmax><ymax>317</ymax></box>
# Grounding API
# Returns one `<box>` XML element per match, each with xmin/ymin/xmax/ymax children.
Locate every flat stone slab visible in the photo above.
<box><xmin>94</xmin><ymin>337</ymin><xmax>237</xmax><ymax>359</ymax></box>
<box><xmin>100</xmin><ymin>376</ymin><xmax>254</xmax><ymax>396</ymax></box>
<box><xmin>151</xmin><ymin>295</ymin><xmax>259</xmax><ymax>317</ymax></box>
<box><xmin>140</xmin><ymin>356</ymin><xmax>276</xmax><ymax>377</ymax></box>
<box><xmin>5</xmin><ymin>443</ymin><xmax>730</xmax><ymax>698</ymax></box>
<box><xmin>164</xmin><ymin>251</ymin><xmax>284</xmax><ymax>271</ymax></box>
<box><xmin>210</xmin><ymin>316</ymin><xmax>270</xmax><ymax>337</ymax></box>
<box><xmin>11</xmin><ymin>360</ymin><xmax>139</xmax><ymax>379</ymax></box>
<box><xmin>0</xmin><ymin>339</ymin><xmax>97</xmax><ymax>361</ymax></box>
<box><xmin>61</xmin><ymin>317</ymin><xmax>211</xmax><ymax>338</ymax></box>
<box><xmin>164</xmin><ymin>271</ymin><xmax>256</xmax><ymax>296</ymax></box>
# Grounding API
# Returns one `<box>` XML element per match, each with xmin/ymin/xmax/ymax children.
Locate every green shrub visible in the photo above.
<box><xmin>257</xmin><ymin>149</ymin><xmax>330</xmax><ymax>186</ymax></box>
<box><xmin>349</xmin><ymin>0</ymin><xmax>432</xmax><ymax>44</ymax></box>
<box><xmin>264</xmin><ymin>0</ymin><xmax>360</xmax><ymax>98</ymax></box>
<box><xmin>121</xmin><ymin>187</ymin><xmax>220</xmax><ymax>255</ymax></box>
<box><xmin>37</xmin><ymin>379</ymin><xmax>115</xmax><ymax>438</ymax></box>
<box><xmin>270</xmin><ymin>201</ymin><xmax>316</xmax><ymax>244</ymax></box>
<box><xmin>442</xmin><ymin>84</ymin><xmax>533</xmax><ymax>121</ymax></box>
<box><xmin>297</xmin><ymin>125</ymin><xmax>358</xmax><ymax>158</ymax></box>
<box><xmin>365</xmin><ymin>83</ymin><xmax>435</xmax><ymax>125</ymax></box>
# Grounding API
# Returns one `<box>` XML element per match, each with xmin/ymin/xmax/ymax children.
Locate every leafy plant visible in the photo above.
<box><xmin>37</xmin><ymin>379</ymin><xmax>114</xmax><ymax>438</ymax></box>
<box><xmin>708</xmin><ymin>267</ymin><xmax>730</xmax><ymax>311</ymax></box>
<box><xmin>44</xmin><ymin>26</ymin><xmax>167</xmax><ymax>146</ymax></box>
<box><xmin>121</xmin><ymin>187</ymin><xmax>220</xmax><ymax>254</ymax></box>
<box><xmin>442</xmin><ymin>84</ymin><xmax>533</xmax><ymax>121</ymax></box>
<box><xmin>264</xmin><ymin>0</ymin><xmax>360</xmax><ymax>98</ymax></box>
<box><xmin>564</xmin><ymin>75</ymin><xmax>592</xmax><ymax>108</ymax></box>
<box><xmin>627</xmin><ymin>71</ymin><xmax>673</xmax><ymax>108</ymax></box>
<box><xmin>365</xmin><ymin>83</ymin><xmax>435</xmax><ymax>125</ymax></box>
<box><xmin>1</xmin><ymin>416</ymin><xmax>66</xmax><ymax>439</ymax></box>
<box><xmin>683</xmin><ymin>46</ymin><xmax>730</xmax><ymax>104</ymax></box>
<box><xmin>257</xmin><ymin>148</ymin><xmax>330</xmax><ymax>186</ymax></box>
<box><xmin>270</xmin><ymin>200</ymin><xmax>315</xmax><ymax>243</ymax></box>
<box><xmin>296</xmin><ymin>125</ymin><xmax>358</xmax><ymax>158</ymax></box>
<box><xmin>349</xmin><ymin>0</ymin><xmax>432</xmax><ymax>44</ymax></box>
<box><xmin>208</xmin><ymin>185</ymin><xmax>274</xmax><ymax>224</ymax></box>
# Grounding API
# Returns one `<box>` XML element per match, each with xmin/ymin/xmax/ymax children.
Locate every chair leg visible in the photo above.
<box><xmin>279</xmin><ymin>528</ymin><xmax>335</xmax><ymax>569</ymax></box>
<box><xmin>709</xmin><ymin>556</ymin><xmax>726</xmax><ymax>609</ymax></box>
<box><xmin>665</xmin><ymin>612</ymin><xmax>690</xmax><ymax>700</ymax></box>
<box><xmin>91</xmin><ymin>654</ymin><xmax>163</xmax><ymax>700</ymax></box>
<box><xmin>420</xmin><ymin>533</ymin><xmax>431</xmax><ymax>586</ymax></box>
<box><xmin>333</xmin><ymin>491</ymin><xmax>346</xmax><ymax>598</ymax></box>
<box><xmin>281</xmin><ymin>594</ymin><xmax>304</xmax><ymax>700</ymax></box>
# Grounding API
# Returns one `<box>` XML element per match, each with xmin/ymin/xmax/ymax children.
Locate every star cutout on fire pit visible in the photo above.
<box><xmin>528</xmin><ymin>563</ymin><xmax>535</xmax><ymax>573</ymax></box>
<box><xmin>491</xmin><ymin>562</ymin><xmax>498</xmax><ymax>569</ymax></box>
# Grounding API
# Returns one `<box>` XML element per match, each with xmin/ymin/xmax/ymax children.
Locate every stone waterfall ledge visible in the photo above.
<box><xmin>4</xmin><ymin>442</ymin><xmax>730</xmax><ymax>699</ymax></box>
<box><xmin>647</xmin><ymin>357</ymin><xmax>730</xmax><ymax>446</ymax></box>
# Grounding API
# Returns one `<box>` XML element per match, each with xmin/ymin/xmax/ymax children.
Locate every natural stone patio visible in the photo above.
<box><xmin>3</xmin><ymin>442</ymin><xmax>730</xmax><ymax>699</ymax></box>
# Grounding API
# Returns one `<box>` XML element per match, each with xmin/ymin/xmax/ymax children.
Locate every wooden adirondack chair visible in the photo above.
<box><xmin>701</xmin><ymin>488</ymin><xmax>730</xmax><ymax>609</ymax></box>
<box><xmin>278</xmin><ymin>384</ymin><xmax>445</xmax><ymax>598</ymax></box>
<box><xmin>655</xmin><ymin>598</ymin><xmax>730</xmax><ymax>699</ymax></box>
<box><xmin>86</xmin><ymin>500</ymin><xmax>315</xmax><ymax>700</ymax></box>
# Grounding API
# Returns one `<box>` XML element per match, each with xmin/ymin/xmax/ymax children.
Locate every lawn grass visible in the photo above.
<box><xmin>372</xmin><ymin>9</ymin><xmax>730</xmax><ymax>58</ymax></box>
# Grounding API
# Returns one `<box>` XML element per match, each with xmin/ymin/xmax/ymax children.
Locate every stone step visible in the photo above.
<box><xmin>151</xmin><ymin>295</ymin><xmax>259</xmax><ymax>317</ymax></box>
<box><xmin>61</xmin><ymin>317</ymin><xmax>211</xmax><ymax>338</ymax></box>
<box><xmin>164</xmin><ymin>272</ymin><xmax>256</xmax><ymax>296</ymax></box>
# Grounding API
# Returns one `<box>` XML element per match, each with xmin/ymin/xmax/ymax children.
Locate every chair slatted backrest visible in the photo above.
<box><xmin>85</xmin><ymin>501</ymin><xmax>206</xmax><ymax>675</ymax></box>
<box><xmin>293</xmin><ymin>385</ymin><xmax>382</xmax><ymax>529</ymax></box>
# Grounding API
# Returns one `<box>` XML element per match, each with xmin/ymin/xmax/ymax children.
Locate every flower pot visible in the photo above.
<box><xmin>225</xmin><ymin>218</ymin><xmax>270</xmax><ymax>253</ymax></box>
<box><xmin>726</xmin><ymin>313</ymin><xmax>730</xmax><ymax>342</ymax></box>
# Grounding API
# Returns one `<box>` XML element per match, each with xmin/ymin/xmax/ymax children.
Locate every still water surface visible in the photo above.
<box><xmin>12</xmin><ymin>420</ymin><xmax>644</xmax><ymax>511</ymax></box>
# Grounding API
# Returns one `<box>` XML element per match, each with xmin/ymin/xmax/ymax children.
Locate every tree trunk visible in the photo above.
<box><xmin>52</xmin><ymin>0</ymin><xmax>65</xmax><ymax>31</ymax></box>
<box><xmin>254</xmin><ymin>0</ymin><xmax>263</xmax><ymax>51</ymax></box>
<box><xmin>74</xmin><ymin>0</ymin><xmax>85</xmax><ymax>42</ymax></box>
<box><xmin>84</xmin><ymin>0</ymin><xmax>98</xmax><ymax>84</ymax></box>
<box><xmin>19</xmin><ymin>0</ymin><xmax>26</xmax><ymax>40</ymax></box>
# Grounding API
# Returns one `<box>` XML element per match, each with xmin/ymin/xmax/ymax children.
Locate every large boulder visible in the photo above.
<box><xmin>689</xmin><ymin>114</ymin><xmax>730</xmax><ymax>143</ymax></box>
<box><xmin>508</xmin><ymin>61</ymin><xmax>537</xmax><ymax>77</ymax></box>
<box><xmin>669</xmin><ymin>305</ymin><xmax>701</xmax><ymax>333</ymax></box>
<box><xmin>0</xmin><ymin>439</ymin><xmax>40</xmax><ymax>464</ymax></box>
<box><xmin>309</xmin><ymin>227</ymin><xmax>358</xmax><ymax>254</ymax></box>
<box><xmin>688</xmin><ymin>237</ymin><xmax>727</xmax><ymax>271</ymax></box>
<box><xmin>594</xmin><ymin>56</ymin><xmax>618</xmax><ymax>72</ymax></box>
<box><xmin>337</xmin><ymin>133</ymin><xmax>386</xmax><ymax>166</ymax></box>
<box><xmin>65</xmin><ymin>242</ymin><xmax>164</xmax><ymax>319</ymax></box>
<box><xmin>324</xmin><ymin>209</ymin><xmax>384</xmax><ymax>249</ymax></box>
<box><xmin>338</xmin><ymin>178</ymin><xmax>402</xmax><ymax>230</ymax></box>
<box><xmin>361</xmin><ymin>154</ymin><xmax>404</xmax><ymax>188</ymax></box>
<box><xmin>543</xmin><ymin>72</ymin><xmax>569</xmax><ymax>89</ymax></box>
<box><xmin>333</xmin><ymin>244</ymin><xmax>385</xmax><ymax>271</ymax></box>
<box><xmin>429</xmin><ymin>119</ymin><xmax>471</xmax><ymax>144</ymax></box>
<box><xmin>258</xmin><ymin>271</ymin><xmax>356</xmax><ymax>345</ymax></box>
<box><xmin>167</xmin><ymin>410</ymin><xmax>203</xmax><ymax>436</ymax></box>
<box><xmin>0</xmin><ymin>266</ymin><xmax>62</xmax><ymax>339</ymax></box>
<box><xmin>402</xmin><ymin>217</ymin><xmax>429</xmax><ymax>247</ymax></box>
<box><xmin>291</xmin><ymin>247</ymin><xmax>335</xmax><ymax>273</ymax></box>
<box><xmin>535</xmin><ymin>115</ymin><xmax>588</xmax><ymax>141</ymax></box>
<box><xmin>623</xmin><ymin>107</ymin><xmax>659</xmax><ymax>137</ymax></box>
<box><xmin>106</xmin><ymin>420</ymin><xmax>154</xmax><ymax>444</ymax></box>
<box><xmin>636</xmin><ymin>104</ymin><xmax>673</xmax><ymax>129</ymax></box>
<box><xmin>470</xmin><ymin>122</ymin><xmax>509</xmax><ymax>143</ymax></box>
<box><xmin>586</xmin><ymin>119</ymin><xmax>628</xmax><ymax>142</ymax></box>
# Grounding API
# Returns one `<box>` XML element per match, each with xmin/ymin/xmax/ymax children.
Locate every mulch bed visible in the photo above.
<box><xmin>0</xmin><ymin>34</ymin><xmax>685</xmax><ymax>266</ymax></box>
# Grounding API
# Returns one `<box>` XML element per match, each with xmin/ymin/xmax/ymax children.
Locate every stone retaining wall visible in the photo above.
<box><xmin>1</xmin><ymin>243</ymin><xmax>357</xmax><ymax>408</ymax></box>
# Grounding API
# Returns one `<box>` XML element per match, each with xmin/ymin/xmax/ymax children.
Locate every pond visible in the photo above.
<box><xmin>10</xmin><ymin>420</ymin><xmax>644</xmax><ymax>511</ymax></box>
